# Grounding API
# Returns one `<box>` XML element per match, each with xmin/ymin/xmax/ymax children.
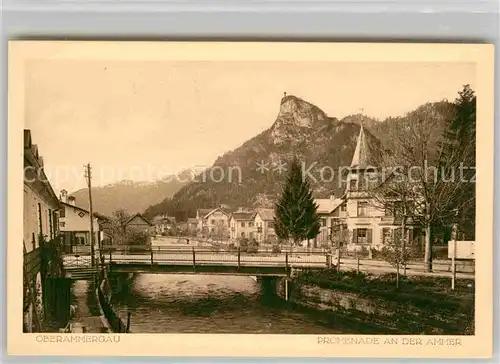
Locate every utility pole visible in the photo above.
<box><xmin>84</xmin><ymin>164</ymin><xmax>96</xmax><ymax>267</ymax></box>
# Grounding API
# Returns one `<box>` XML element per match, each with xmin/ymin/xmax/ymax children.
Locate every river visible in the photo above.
<box><xmin>111</xmin><ymin>273</ymin><xmax>368</xmax><ymax>334</ymax></box>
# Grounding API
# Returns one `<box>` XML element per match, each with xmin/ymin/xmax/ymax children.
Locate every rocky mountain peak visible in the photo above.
<box><xmin>271</xmin><ymin>94</ymin><xmax>330</xmax><ymax>145</ymax></box>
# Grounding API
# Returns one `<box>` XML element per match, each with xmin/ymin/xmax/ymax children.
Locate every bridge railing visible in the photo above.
<box><xmin>102</xmin><ymin>246</ymin><xmax>330</xmax><ymax>268</ymax></box>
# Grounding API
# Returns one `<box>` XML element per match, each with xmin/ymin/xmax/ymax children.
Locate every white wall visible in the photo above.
<box><xmin>60</xmin><ymin>204</ymin><xmax>99</xmax><ymax>233</ymax></box>
<box><xmin>23</xmin><ymin>184</ymin><xmax>59</xmax><ymax>252</ymax></box>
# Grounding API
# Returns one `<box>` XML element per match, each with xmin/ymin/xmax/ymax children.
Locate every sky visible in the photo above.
<box><xmin>25</xmin><ymin>60</ymin><xmax>476</xmax><ymax>194</ymax></box>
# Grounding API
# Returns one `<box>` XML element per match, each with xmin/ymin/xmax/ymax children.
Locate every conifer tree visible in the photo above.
<box><xmin>274</xmin><ymin>158</ymin><xmax>321</xmax><ymax>246</ymax></box>
<box><xmin>437</xmin><ymin>84</ymin><xmax>476</xmax><ymax>239</ymax></box>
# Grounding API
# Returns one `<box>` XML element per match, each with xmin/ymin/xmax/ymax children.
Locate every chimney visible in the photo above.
<box><xmin>330</xmin><ymin>193</ymin><xmax>335</xmax><ymax>201</ymax></box>
<box><xmin>60</xmin><ymin>189</ymin><xmax>68</xmax><ymax>203</ymax></box>
<box><xmin>68</xmin><ymin>196</ymin><xmax>76</xmax><ymax>206</ymax></box>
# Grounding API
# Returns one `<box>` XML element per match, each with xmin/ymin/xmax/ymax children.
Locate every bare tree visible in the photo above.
<box><xmin>369</xmin><ymin>102</ymin><xmax>475</xmax><ymax>271</ymax></box>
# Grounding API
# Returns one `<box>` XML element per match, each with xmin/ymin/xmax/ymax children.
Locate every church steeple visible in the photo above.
<box><xmin>350</xmin><ymin>123</ymin><xmax>370</xmax><ymax>169</ymax></box>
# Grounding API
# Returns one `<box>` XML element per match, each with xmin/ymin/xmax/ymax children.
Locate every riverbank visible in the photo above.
<box><xmin>276</xmin><ymin>270</ymin><xmax>475</xmax><ymax>335</ymax></box>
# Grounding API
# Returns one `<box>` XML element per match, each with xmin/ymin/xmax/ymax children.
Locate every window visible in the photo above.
<box><xmin>37</xmin><ymin>203</ymin><xmax>43</xmax><ymax>235</ymax></box>
<box><xmin>357</xmin><ymin>202</ymin><xmax>368</xmax><ymax>217</ymax></box>
<box><xmin>211</xmin><ymin>220</ymin><xmax>215</xmax><ymax>225</ymax></box>
<box><xmin>241</xmin><ymin>222</ymin><xmax>245</xmax><ymax>228</ymax></box>
<box><xmin>382</xmin><ymin>228</ymin><xmax>391</xmax><ymax>244</ymax></box>
<box><xmin>60</xmin><ymin>206</ymin><xmax>65</xmax><ymax>218</ymax></box>
<box><xmin>249</xmin><ymin>222</ymin><xmax>254</xmax><ymax>227</ymax></box>
<box><xmin>48</xmin><ymin>209</ymin><xmax>53</xmax><ymax>239</ymax></box>
<box><xmin>60</xmin><ymin>221</ymin><xmax>65</xmax><ymax>228</ymax></box>
<box><xmin>349</xmin><ymin>179</ymin><xmax>357</xmax><ymax>190</ymax></box>
<box><xmin>357</xmin><ymin>228</ymin><xmax>367</xmax><ymax>244</ymax></box>
<box><xmin>320</xmin><ymin>218</ymin><xmax>327</xmax><ymax>227</ymax></box>
<box><xmin>341</xmin><ymin>204</ymin><xmax>347</xmax><ymax>212</ymax></box>
<box><xmin>268</xmin><ymin>221</ymin><xmax>274</xmax><ymax>229</ymax></box>
<box><xmin>384</xmin><ymin>202</ymin><xmax>393</xmax><ymax>216</ymax></box>
<box><xmin>241</xmin><ymin>232</ymin><xmax>245</xmax><ymax>237</ymax></box>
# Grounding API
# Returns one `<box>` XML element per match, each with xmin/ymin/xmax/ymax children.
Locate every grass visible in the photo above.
<box><xmin>292</xmin><ymin>269</ymin><xmax>474</xmax><ymax>334</ymax></box>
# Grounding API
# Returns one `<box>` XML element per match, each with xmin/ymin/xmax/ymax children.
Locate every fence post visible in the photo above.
<box><xmin>285</xmin><ymin>252</ymin><xmax>289</xmax><ymax>274</ymax></box>
<box><xmin>109</xmin><ymin>251</ymin><xmax>112</xmax><ymax>264</ymax></box>
<box><xmin>192</xmin><ymin>247</ymin><xmax>196</xmax><ymax>270</ymax></box>
<box><xmin>150</xmin><ymin>248</ymin><xmax>154</xmax><ymax>265</ymax></box>
<box><xmin>357</xmin><ymin>256</ymin><xmax>360</xmax><ymax>274</ymax></box>
<box><xmin>237</xmin><ymin>247</ymin><xmax>241</xmax><ymax>269</ymax></box>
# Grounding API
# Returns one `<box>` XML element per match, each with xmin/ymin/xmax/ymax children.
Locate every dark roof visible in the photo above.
<box><xmin>125</xmin><ymin>213</ymin><xmax>154</xmax><ymax>226</ymax></box>
<box><xmin>231</xmin><ymin>212</ymin><xmax>254</xmax><ymax>221</ymax></box>
<box><xmin>93</xmin><ymin>212</ymin><xmax>111</xmax><ymax>221</ymax></box>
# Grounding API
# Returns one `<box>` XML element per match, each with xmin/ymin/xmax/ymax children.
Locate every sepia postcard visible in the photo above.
<box><xmin>7</xmin><ymin>41</ymin><xmax>494</xmax><ymax>358</ymax></box>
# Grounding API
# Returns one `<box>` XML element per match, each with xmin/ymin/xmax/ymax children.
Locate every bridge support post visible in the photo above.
<box><xmin>237</xmin><ymin>247</ymin><xmax>241</xmax><ymax>269</ymax></box>
<box><xmin>192</xmin><ymin>247</ymin><xmax>196</xmax><ymax>271</ymax></box>
<box><xmin>284</xmin><ymin>278</ymin><xmax>289</xmax><ymax>301</ymax></box>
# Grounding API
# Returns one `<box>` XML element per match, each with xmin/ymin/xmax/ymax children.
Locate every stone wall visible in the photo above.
<box><xmin>274</xmin><ymin>278</ymin><xmax>474</xmax><ymax>335</ymax></box>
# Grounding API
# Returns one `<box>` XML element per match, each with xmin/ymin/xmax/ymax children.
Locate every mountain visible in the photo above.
<box><xmin>144</xmin><ymin>95</ymin><xmax>454</xmax><ymax>221</ymax></box>
<box><xmin>69</xmin><ymin>175</ymin><xmax>189</xmax><ymax>216</ymax></box>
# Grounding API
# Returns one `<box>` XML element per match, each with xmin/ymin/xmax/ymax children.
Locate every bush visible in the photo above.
<box><xmin>272</xmin><ymin>244</ymin><xmax>282</xmax><ymax>254</ymax></box>
<box><xmin>227</xmin><ymin>242</ymin><xmax>237</xmax><ymax>251</ymax></box>
<box><xmin>239</xmin><ymin>238</ymin><xmax>249</xmax><ymax>252</ymax></box>
<box><xmin>247</xmin><ymin>244</ymin><xmax>258</xmax><ymax>254</ymax></box>
<box><xmin>246</xmin><ymin>238</ymin><xmax>259</xmax><ymax>254</ymax></box>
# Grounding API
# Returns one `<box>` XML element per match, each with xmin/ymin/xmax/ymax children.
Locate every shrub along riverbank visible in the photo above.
<box><xmin>280</xmin><ymin>269</ymin><xmax>474</xmax><ymax>335</ymax></box>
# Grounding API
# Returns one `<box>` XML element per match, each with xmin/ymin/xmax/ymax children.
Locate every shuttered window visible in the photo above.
<box><xmin>367</xmin><ymin>229</ymin><xmax>372</xmax><ymax>245</ymax></box>
<box><xmin>382</xmin><ymin>228</ymin><xmax>391</xmax><ymax>244</ymax></box>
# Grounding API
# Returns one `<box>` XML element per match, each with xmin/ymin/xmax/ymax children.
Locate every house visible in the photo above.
<box><xmin>124</xmin><ymin>213</ymin><xmax>155</xmax><ymax>235</ymax></box>
<box><xmin>343</xmin><ymin>124</ymin><xmax>423</xmax><ymax>249</ymax></box>
<box><xmin>196</xmin><ymin>207</ymin><xmax>230</xmax><ymax>237</ymax></box>
<box><xmin>23</xmin><ymin>130</ymin><xmax>61</xmax><ymax>254</ymax></box>
<box><xmin>153</xmin><ymin>215</ymin><xmax>176</xmax><ymax>234</ymax></box>
<box><xmin>229</xmin><ymin>209</ymin><xmax>255</xmax><ymax>240</ymax></box>
<box><xmin>314</xmin><ymin>195</ymin><xmax>346</xmax><ymax>246</ymax></box>
<box><xmin>94</xmin><ymin>212</ymin><xmax>113</xmax><ymax>246</ymax></box>
<box><xmin>59</xmin><ymin>191</ymin><xmax>101</xmax><ymax>254</ymax></box>
<box><xmin>253</xmin><ymin>208</ymin><xmax>277</xmax><ymax>243</ymax></box>
<box><xmin>187</xmin><ymin>217</ymin><xmax>199</xmax><ymax>234</ymax></box>
<box><xmin>23</xmin><ymin>130</ymin><xmax>61</xmax><ymax>332</ymax></box>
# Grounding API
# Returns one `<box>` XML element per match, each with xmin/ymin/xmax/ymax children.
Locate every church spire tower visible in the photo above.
<box><xmin>346</xmin><ymin>122</ymin><xmax>376</xmax><ymax>195</ymax></box>
<box><xmin>350</xmin><ymin>122</ymin><xmax>370</xmax><ymax>169</ymax></box>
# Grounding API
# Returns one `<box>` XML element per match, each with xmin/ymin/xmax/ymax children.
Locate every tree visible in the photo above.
<box><xmin>329</xmin><ymin>227</ymin><xmax>352</xmax><ymax>272</ymax></box>
<box><xmin>111</xmin><ymin>209</ymin><xmax>130</xmax><ymax>237</ymax></box>
<box><xmin>370</xmin><ymin>88</ymin><xmax>475</xmax><ymax>272</ymax></box>
<box><xmin>274</xmin><ymin>158</ymin><xmax>321</xmax><ymax>248</ymax></box>
<box><xmin>437</xmin><ymin>85</ymin><xmax>476</xmax><ymax>240</ymax></box>
<box><xmin>380</xmin><ymin>228</ymin><xmax>419</xmax><ymax>288</ymax></box>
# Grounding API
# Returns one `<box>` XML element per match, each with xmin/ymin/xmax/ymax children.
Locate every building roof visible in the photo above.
<box><xmin>24</xmin><ymin>129</ymin><xmax>60</xmax><ymax>205</ymax></box>
<box><xmin>61</xmin><ymin>201</ymin><xmax>91</xmax><ymax>214</ymax></box>
<box><xmin>254</xmin><ymin>208</ymin><xmax>275</xmax><ymax>221</ymax></box>
<box><xmin>125</xmin><ymin>213</ymin><xmax>154</xmax><ymax>226</ymax></box>
<box><xmin>196</xmin><ymin>208</ymin><xmax>213</xmax><ymax>217</ymax></box>
<box><xmin>187</xmin><ymin>217</ymin><xmax>198</xmax><ymax>224</ymax></box>
<box><xmin>315</xmin><ymin>198</ymin><xmax>344</xmax><ymax>214</ymax></box>
<box><xmin>153</xmin><ymin>215</ymin><xmax>176</xmax><ymax>224</ymax></box>
<box><xmin>231</xmin><ymin>212</ymin><xmax>254</xmax><ymax>221</ymax></box>
<box><xmin>350</xmin><ymin>124</ymin><xmax>376</xmax><ymax>170</ymax></box>
<box><xmin>199</xmin><ymin>207</ymin><xmax>229</xmax><ymax>219</ymax></box>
